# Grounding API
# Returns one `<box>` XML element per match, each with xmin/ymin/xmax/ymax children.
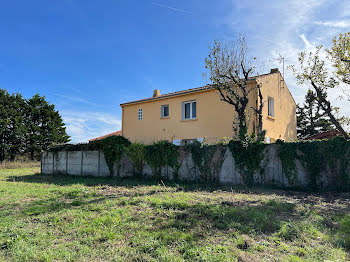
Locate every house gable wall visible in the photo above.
<box><xmin>259</xmin><ymin>73</ymin><xmax>297</xmax><ymax>142</ymax></box>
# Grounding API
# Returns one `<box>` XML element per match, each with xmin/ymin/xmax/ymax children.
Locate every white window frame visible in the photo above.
<box><xmin>182</xmin><ymin>100</ymin><xmax>196</xmax><ymax>120</ymax></box>
<box><xmin>268</xmin><ymin>97</ymin><xmax>274</xmax><ymax>117</ymax></box>
<box><xmin>138</xmin><ymin>108</ymin><xmax>143</xmax><ymax>120</ymax></box>
<box><xmin>161</xmin><ymin>104</ymin><xmax>169</xmax><ymax>118</ymax></box>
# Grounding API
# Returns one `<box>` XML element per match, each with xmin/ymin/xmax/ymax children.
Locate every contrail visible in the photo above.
<box><xmin>151</xmin><ymin>2</ymin><xmax>192</xmax><ymax>14</ymax></box>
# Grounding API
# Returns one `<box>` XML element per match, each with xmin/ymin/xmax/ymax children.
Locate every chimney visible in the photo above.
<box><xmin>153</xmin><ymin>89</ymin><xmax>160</xmax><ymax>97</ymax></box>
<box><xmin>270</xmin><ymin>68</ymin><xmax>279</xmax><ymax>74</ymax></box>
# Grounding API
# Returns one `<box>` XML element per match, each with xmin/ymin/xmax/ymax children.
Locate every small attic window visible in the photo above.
<box><xmin>138</xmin><ymin>108</ymin><xmax>143</xmax><ymax>120</ymax></box>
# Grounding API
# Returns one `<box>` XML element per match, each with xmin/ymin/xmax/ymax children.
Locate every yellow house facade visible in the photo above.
<box><xmin>120</xmin><ymin>69</ymin><xmax>297</xmax><ymax>144</ymax></box>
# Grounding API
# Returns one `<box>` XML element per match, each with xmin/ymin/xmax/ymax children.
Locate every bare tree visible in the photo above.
<box><xmin>204</xmin><ymin>35</ymin><xmax>264</xmax><ymax>141</ymax></box>
<box><xmin>290</xmin><ymin>46</ymin><xmax>349</xmax><ymax>139</ymax></box>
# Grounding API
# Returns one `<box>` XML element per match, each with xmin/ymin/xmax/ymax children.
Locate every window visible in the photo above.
<box><xmin>182</xmin><ymin>100</ymin><xmax>196</xmax><ymax>120</ymax></box>
<box><xmin>138</xmin><ymin>108</ymin><xmax>143</xmax><ymax>120</ymax></box>
<box><xmin>161</xmin><ymin>105</ymin><xmax>169</xmax><ymax>118</ymax></box>
<box><xmin>268</xmin><ymin>97</ymin><xmax>274</xmax><ymax>117</ymax></box>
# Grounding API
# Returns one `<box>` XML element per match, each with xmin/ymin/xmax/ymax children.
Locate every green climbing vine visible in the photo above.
<box><xmin>96</xmin><ymin>136</ymin><xmax>131</xmax><ymax>177</ymax></box>
<box><xmin>186</xmin><ymin>141</ymin><xmax>226</xmax><ymax>182</ymax></box>
<box><xmin>125</xmin><ymin>142</ymin><xmax>146</xmax><ymax>177</ymax></box>
<box><xmin>228</xmin><ymin>139</ymin><xmax>266</xmax><ymax>187</ymax></box>
<box><xmin>277</xmin><ymin>137</ymin><xmax>350</xmax><ymax>190</ymax></box>
<box><xmin>276</xmin><ymin>141</ymin><xmax>298</xmax><ymax>186</ymax></box>
<box><xmin>49</xmin><ymin>134</ymin><xmax>350</xmax><ymax>190</ymax></box>
<box><xmin>144</xmin><ymin>140</ymin><xmax>179</xmax><ymax>178</ymax></box>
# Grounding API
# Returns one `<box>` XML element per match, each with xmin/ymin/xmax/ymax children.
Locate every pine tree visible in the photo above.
<box><xmin>296</xmin><ymin>90</ymin><xmax>334</xmax><ymax>139</ymax></box>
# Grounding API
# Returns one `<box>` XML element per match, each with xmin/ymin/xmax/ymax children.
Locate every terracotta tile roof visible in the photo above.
<box><xmin>119</xmin><ymin>69</ymin><xmax>293</xmax><ymax>107</ymax></box>
<box><xmin>120</xmin><ymin>71</ymin><xmax>283</xmax><ymax>106</ymax></box>
<box><xmin>120</xmin><ymin>85</ymin><xmax>214</xmax><ymax>106</ymax></box>
<box><xmin>89</xmin><ymin>130</ymin><xmax>122</xmax><ymax>142</ymax></box>
<box><xmin>304</xmin><ymin>130</ymin><xmax>341</xmax><ymax>140</ymax></box>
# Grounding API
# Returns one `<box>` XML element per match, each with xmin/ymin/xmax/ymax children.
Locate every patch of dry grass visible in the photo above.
<box><xmin>0</xmin><ymin>161</ymin><xmax>40</xmax><ymax>169</ymax></box>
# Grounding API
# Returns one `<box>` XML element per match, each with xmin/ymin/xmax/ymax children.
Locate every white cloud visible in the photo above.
<box><xmin>151</xmin><ymin>2</ymin><xmax>192</xmax><ymax>14</ymax></box>
<box><xmin>315</xmin><ymin>20</ymin><xmax>350</xmax><ymax>28</ymax></box>
<box><xmin>61</xmin><ymin>111</ymin><xmax>122</xmax><ymax>143</ymax></box>
<box><xmin>299</xmin><ymin>34</ymin><xmax>314</xmax><ymax>50</ymax></box>
<box><xmin>223</xmin><ymin>0</ymin><xmax>350</xmax><ymax>122</ymax></box>
<box><xmin>54</xmin><ymin>93</ymin><xmax>102</xmax><ymax>107</ymax></box>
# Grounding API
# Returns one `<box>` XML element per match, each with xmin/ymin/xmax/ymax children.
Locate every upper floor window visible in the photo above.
<box><xmin>268</xmin><ymin>97</ymin><xmax>274</xmax><ymax>117</ymax></box>
<box><xmin>182</xmin><ymin>100</ymin><xmax>196</xmax><ymax>120</ymax></box>
<box><xmin>161</xmin><ymin>104</ymin><xmax>169</xmax><ymax>118</ymax></box>
<box><xmin>138</xmin><ymin>108</ymin><xmax>143</xmax><ymax>120</ymax></box>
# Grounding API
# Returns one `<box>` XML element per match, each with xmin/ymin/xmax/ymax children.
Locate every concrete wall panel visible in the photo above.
<box><xmin>41</xmin><ymin>144</ymin><xmax>348</xmax><ymax>189</ymax></box>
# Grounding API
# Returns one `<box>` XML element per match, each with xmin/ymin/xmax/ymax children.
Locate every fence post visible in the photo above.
<box><xmin>98</xmin><ymin>149</ymin><xmax>101</xmax><ymax>177</ymax></box>
<box><xmin>52</xmin><ymin>152</ymin><xmax>54</xmax><ymax>174</ymax></box>
<box><xmin>66</xmin><ymin>151</ymin><xmax>68</xmax><ymax>175</ymax></box>
<box><xmin>40</xmin><ymin>153</ymin><xmax>43</xmax><ymax>175</ymax></box>
<box><xmin>81</xmin><ymin>150</ymin><xmax>84</xmax><ymax>176</ymax></box>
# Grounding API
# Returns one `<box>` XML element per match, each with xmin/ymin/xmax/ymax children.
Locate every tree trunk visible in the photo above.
<box><xmin>257</xmin><ymin>87</ymin><xmax>264</xmax><ymax>140</ymax></box>
<box><xmin>311</xmin><ymin>81</ymin><xmax>349</xmax><ymax>139</ymax></box>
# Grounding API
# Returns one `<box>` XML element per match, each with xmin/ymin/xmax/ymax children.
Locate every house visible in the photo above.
<box><xmin>120</xmin><ymin>68</ymin><xmax>297</xmax><ymax>144</ymax></box>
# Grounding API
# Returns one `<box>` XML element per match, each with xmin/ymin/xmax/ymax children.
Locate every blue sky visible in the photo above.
<box><xmin>1</xmin><ymin>0</ymin><xmax>349</xmax><ymax>142</ymax></box>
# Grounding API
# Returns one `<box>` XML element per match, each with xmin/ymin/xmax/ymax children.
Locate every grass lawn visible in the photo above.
<box><xmin>0</xmin><ymin>168</ymin><xmax>349</xmax><ymax>261</ymax></box>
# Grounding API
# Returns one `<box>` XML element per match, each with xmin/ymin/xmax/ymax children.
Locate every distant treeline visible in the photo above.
<box><xmin>0</xmin><ymin>89</ymin><xmax>70</xmax><ymax>161</ymax></box>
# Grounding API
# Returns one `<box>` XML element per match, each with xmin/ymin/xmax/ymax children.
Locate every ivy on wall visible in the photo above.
<box><xmin>276</xmin><ymin>141</ymin><xmax>298</xmax><ymax>186</ymax></box>
<box><xmin>144</xmin><ymin>140</ymin><xmax>179</xmax><ymax>178</ymax></box>
<box><xmin>97</xmin><ymin>136</ymin><xmax>131</xmax><ymax>177</ymax></box>
<box><xmin>228</xmin><ymin>140</ymin><xmax>266</xmax><ymax>186</ymax></box>
<box><xmin>49</xmin><ymin>135</ymin><xmax>350</xmax><ymax>190</ymax></box>
<box><xmin>277</xmin><ymin>137</ymin><xmax>350</xmax><ymax>190</ymax></box>
<box><xmin>186</xmin><ymin>141</ymin><xmax>226</xmax><ymax>182</ymax></box>
<box><xmin>125</xmin><ymin>142</ymin><xmax>146</xmax><ymax>177</ymax></box>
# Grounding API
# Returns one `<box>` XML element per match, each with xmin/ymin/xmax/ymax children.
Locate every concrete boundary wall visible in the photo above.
<box><xmin>41</xmin><ymin>145</ymin><xmax>348</xmax><ymax>188</ymax></box>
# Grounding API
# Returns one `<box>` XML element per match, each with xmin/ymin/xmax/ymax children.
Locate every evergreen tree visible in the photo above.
<box><xmin>0</xmin><ymin>90</ymin><xmax>27</xmax><ymax>161</ymax></box>
<box><xmin>297</xmin><ymin>90</ymin><xmax>334</xmax><ymax>139</ymax></box>
<box><xmin>0</xmin><ymin>89</ymin><xmax>70</xmax><ymax>161</ymax></box>
<box><xmin>0</xmin><ymin>89</ymin><xmax>8</xmax><ymax>161</ymax></box>
<box><xmin>25</xmin><ymin>94</ymin><xmax>70</xmax><ymax>160</ymax></box>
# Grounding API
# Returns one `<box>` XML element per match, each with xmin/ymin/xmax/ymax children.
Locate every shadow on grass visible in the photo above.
<box><xmin>154</xmin><ymin>199</ymin><xmax>296</xmax><ymax>234</ymax></box>
<box><xmin>7</xmin><ymin>173</ymin><xmax>350</xmax><ymax>202</ymax></box>
<box><xmin>7</xmin><ymin>172</ymin><xmax>270</xmax><ymax>192</ymax></box>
